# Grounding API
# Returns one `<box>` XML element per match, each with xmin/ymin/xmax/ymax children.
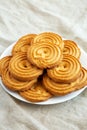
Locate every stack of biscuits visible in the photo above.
<box><xmin>0</xmin><ymin>32</ymin><xmax>87</xmax><ymax>102</ymax></box>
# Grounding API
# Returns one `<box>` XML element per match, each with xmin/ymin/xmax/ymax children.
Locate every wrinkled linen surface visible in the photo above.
<box><xmin>0</xmin><ymin>0</ymin><xmax>87</xmax><ymax>130</ymax></box>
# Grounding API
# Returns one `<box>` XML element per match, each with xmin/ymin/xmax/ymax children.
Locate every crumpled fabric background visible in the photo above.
<box><xmin>0</xmin><ymin>0</ymin><xmax>87</xmax><ymax>130</ymax></box>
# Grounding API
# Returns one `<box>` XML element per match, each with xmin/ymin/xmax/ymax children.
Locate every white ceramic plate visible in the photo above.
<box><xmin>0</xmin><ymin>43</ymin><xmax>87</xmax><ymax>105</ymax></box>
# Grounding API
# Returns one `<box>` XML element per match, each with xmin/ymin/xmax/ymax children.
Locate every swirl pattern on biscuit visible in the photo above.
<box><xmin>2</xmin><ymin>67</ymin><xmax>37</xmax><ymax>91</ymax></box>
<box><xmin>47</xmin><ymin>55</ymin><xmax>81</xmax><ymax>83</ymax></box>
<box><xmin>43</xmin><ymin>68</ymin><xmax>87</xmax><ymax>96</ymax></box>
<box><xmin>19</xmin><ymin>82</ymin><xmax>52</xmax><ymax>102</ymax></box>
<box><xmin>63</xmin><ymin>40</ymin><xmax>81</xmax><ymax>59</ymax></box>
<box><xmin>0</xmin><ymin>56</ymin><xmax>12</xmax><ymax>76</ymax></box>
<box><xmin>32</xmin><ymin>32</ymin><xmax>64</xmax><ymax>50</ymax></box>
<box><xmin>27</xmin><ymin>42</ymin><xmax>62</xmax><ymax>69</ymax></box>
<box><xmin>12</xmin><ymin>34</ymin><xmax>36</xmax><ymax>55</ymax></box>
<box><xmin>9</xmin><ymin>53</ymin><xmax>43</xmax><ymax>81</ymax></box>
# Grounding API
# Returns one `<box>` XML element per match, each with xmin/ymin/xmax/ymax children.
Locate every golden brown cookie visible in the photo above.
<box><xmin>1</xmin><ymin>60</ymin><xmax>37</xmax><ymax>91</ymax></box>
<box><xmin>12</xmin><ymin>34</ymin><xmax>36</xmax><ymax>55</ymax></box>
<box><xmin>43</xmin><ymin>67</ymin><xmax>87</xmax><ymax>96</ymax></box>
<box><xmin>27</xmin><ymin>42</ymin><xmax>63</xmax><ymax>69</ymax></box>
<box><xmin>0</xmin><ymin>56</ymin><xmax>12</xmax><ymax>76</ymax></box>
<box><xmin>32</xmin><ymin>32</ymin><xmax>64</xmax><ymax>50</ymax></box>
<box><xmin>19</xmin><ymin>82</ymin><xmax>52</xmax><ymax>102</ymax></box>
<box><xmin>47</xmin><ymin>55</ymin><xmax>81</xmax><ymax>83</ymax></box>
<box><xmin>9</xmin><ymin>53</ymin><xmax>43</xmax><ymax>81</ymax></box>
<box><xmin>63</xmin><ymin>40</ymin><xmax>81</xmax><ymax>59</ymax></box>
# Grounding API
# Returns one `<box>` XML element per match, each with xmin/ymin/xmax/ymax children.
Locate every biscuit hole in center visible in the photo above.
<box><xmin>64</xmin><ymin>65</ymin><xmax>67</xmax><ymax>68</ymax></box>
<box><xmin>44</xmin><ymin>50</ymin><xmax>47</xmax><ymax>54</ymax></box>
<box><xmin>24</xmin><ymin>64</ymin><xmax>27</xmax><ymax>68</ymax></box>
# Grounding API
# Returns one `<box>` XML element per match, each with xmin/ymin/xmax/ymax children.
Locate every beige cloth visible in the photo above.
<box><xmin>0</xmin><ymin>0</ymin><xmax>87</xmax><ymax>130</ymax></box>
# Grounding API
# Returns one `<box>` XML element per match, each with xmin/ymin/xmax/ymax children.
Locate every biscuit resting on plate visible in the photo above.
<box><xmin>32</xmin><ymin>32</ymin><xmax>64</xmax><ymax>50</ymax></box>
<box><xmin>19</xmin><ymin>82</ymin><xmax>52</xmax><ymax>102</ymax></box>
<box><xmin>47</xmin><ymin>54</ymin><xmax>81</xmax><ymax>83</ymax></box>
<box><xmin>9</xmin><ymin>53</ymin><xmax>43</xmax><ymax>81</ymax></box>
<box><xmin>0</xmin><ymin>56</ymin><xmax>12</xmax><ymax>76</ymax></box>
<box><xmin>1</xmin><ymin>58</ymin><xmax>37</xmax><ymax>91</ymax></box>
<box><xmin>12</xmin><ymin>34</ymin><xmax>36</xmax><ymax>55</ymax></box>
<box><xmin>43</xmin><ymin>67</ymin><xmax>87</xmax><ymax>96</ymax></box>
<box><xmin>27</xmin><ymin>42</ymin><xmax>62</xmax><ymax>69</ymax></box>
<box><xmin>63</xmin><ymin>40</ymin><xmax>81</xmax><ymax>59</ymax></box>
